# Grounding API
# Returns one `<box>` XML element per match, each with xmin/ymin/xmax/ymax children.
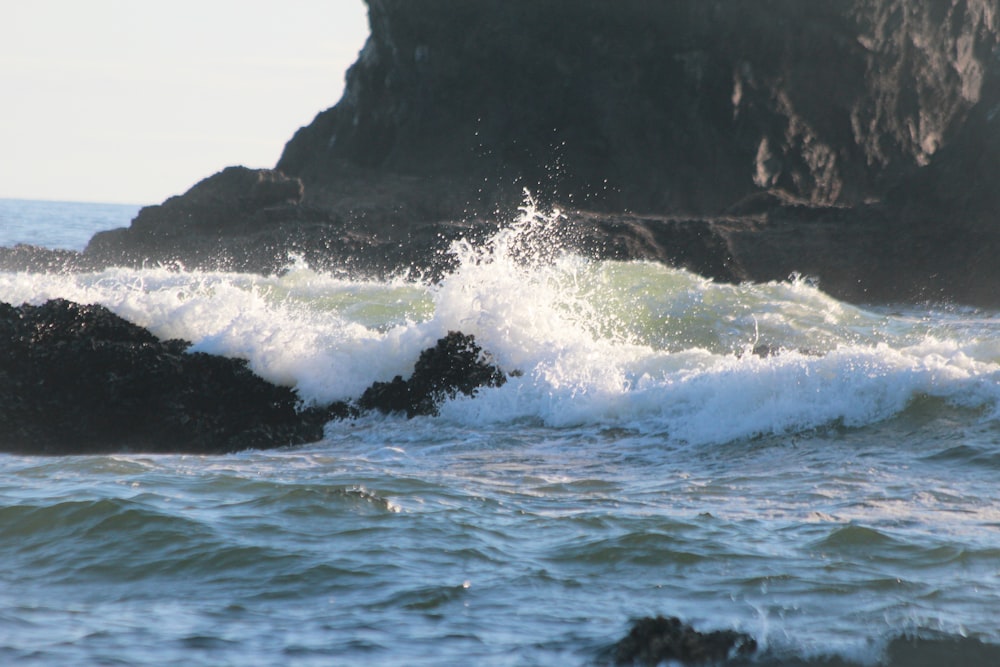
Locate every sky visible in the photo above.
<box><xmin>1</xmin><ymin>1</ymin><xmax>370</xmax><ymax>205</ymax></box>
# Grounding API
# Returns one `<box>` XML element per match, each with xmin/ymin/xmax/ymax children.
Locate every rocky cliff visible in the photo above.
<box><xmin>28</xmin><ymin>0</ymin><xmax>1000</xmax><ymax>305</ymax></box>
<box><xmin>280</xmin><ymin>0</ymin><xmax>999</xmax><ymax>214</ymax></box>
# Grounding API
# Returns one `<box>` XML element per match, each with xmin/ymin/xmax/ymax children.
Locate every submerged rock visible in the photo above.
<box><xmin>0</xmin><ymin>299</ymin><xmax>329</xmax><ymax>455</ymax></box>
<box><xmin>357</xmin><ymin>331</ymin><xmax>507</xmax><ymax>417</ymax></box>
<box><xmin>611</xmin><ymin>615</ymin><xmax>757</xmax><ymax>666</ymax></box>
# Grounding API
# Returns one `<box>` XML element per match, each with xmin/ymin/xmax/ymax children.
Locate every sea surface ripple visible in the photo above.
<box><xmin>2</xmin><ymin>199</ymin><xmax>1000</xmax><ymax>665</ymax></box>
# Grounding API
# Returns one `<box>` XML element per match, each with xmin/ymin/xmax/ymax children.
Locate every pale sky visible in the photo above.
<box><xmin>1</xmin><ymin>1</ymin><xmax>370</xmax><ymax>205</ymax></box>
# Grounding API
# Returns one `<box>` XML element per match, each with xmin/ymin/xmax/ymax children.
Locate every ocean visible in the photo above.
<box><xmin>0</xmin><ymin>199</ymin><xmax>142</xmax><ymax>251</ymax></box>
<box><xmin>2</xmin><ymin>197</ymin><xmax>1000</xmax><ymax>666</ymax></box>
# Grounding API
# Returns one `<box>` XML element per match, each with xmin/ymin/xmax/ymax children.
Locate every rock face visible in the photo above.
<box><xmin>0</xmin><ymin>299</ymin><xmax>329</xmax><ymax>454</ymax></box>
<box><xmin>281</xmin><ymin>0</ymin><xmax>999</xmax><ymax>214</ymax></box>
<box><xmin>274</xmin><ymin>0</ymin><xmax>1000</xmax><ymax>304</ymax></box>
<box><xmin>610</xmin><ymin>615</ymin><xmax>757</xmax><ymax>665</ymax></box>
<box><xmin>11</xmin><ymin>0</ymin><xmax>1000</xmax><ymax>305</ymax></box>
<box><xmin>85</xmin><ymin>167</ymin><xmax>318</xmax><ymax>275</ymax></box>
<box><xmin>357</xmin><ymin>331</ymin><xmax>507</xmax><ymax>417</ymax></box>
<box><xmin>0</xmin><ymin>300</ymin><xmax>511</xmax><ymax>454</ymax></box>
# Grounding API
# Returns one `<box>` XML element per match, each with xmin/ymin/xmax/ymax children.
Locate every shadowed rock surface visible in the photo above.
<box><xmin>283</xmin><ymin>0</ymin><xmax>998</xmax><ymax>213</ymax></box>
<box><xmin>611</xmin><ymin>615</ymin><xmax>757</xmax><ymax>665</ymax></box>
<box><xmin>357</xmin><ymin>331</ymin><xmax>507</xmax><ymax>417</ymax></box>
<box><xmin>882</xmin><ymin>634</ymin><xmax>1000</xmax><ymax>667</ymax></box>
<box><xmin>0</xmin><ymin>300</ymin><xmax>511</xmax><ymax>454</ymax></box>
<box><xmin>0</xmin><ymin>299</ymin><xmax>329</xmax><ymax>455</ymax></box>
<box><xmin>606</xmin><ymin>620</ymin><xmax>1000</xmax><ymax>666</ymax></box>
<box><xmin>601</xmin><ymin>616</ymin><xmax>1000</xmax><ymax>667</ymax></box>
<box><xmin>0</xmin><ymin>245</ymin><xmax>94</xmax><ymax>273</ymax></box>
<box><xmin>6</xmin><ymin>1</ymin><xmax>1000</xmax><ymax>305</ymax></box>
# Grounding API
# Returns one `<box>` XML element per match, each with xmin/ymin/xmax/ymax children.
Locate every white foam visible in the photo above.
<box><xmin>4</xmin><ymin>199</ymin><xmax>1000</xmax><ymax>441</ymax></box>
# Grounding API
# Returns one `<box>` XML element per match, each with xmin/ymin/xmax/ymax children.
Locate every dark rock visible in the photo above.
<box><xmin>0</xmin><ymin>297</ymin><xmax>512</xmax><ymax>454</ymax></box>
<box><xmin>0</xmin><ymin>299</ymin><xmax>328</xmax><ymax>454</ymax></box>
<box><xmin>83</xmin><ymin>166</ymin><xmax>313</xmax><ymax>274</ymax></box>
<box><xmin>611</xmin><ymin>615</ymin><xmax>757</xmax><ymax>666</ymax></box>
<box><xmin>884</xmin><ymin>633</ymin><xmax>1000</xmax><ymax>667</ymax></box>
<box><xmin>11</xmin><ymin>0</ymin><xmax>999</xmax><ymax>307</ymax></box>
<box><xmin>0</xmin><ymin>244</ymin><xmax>94</xmax><ymax>273</ymax></box>
<box><xmin>606</xmin><ymin>623</ymin><xmax>1000</xmax><ymax>667</ymax></box>
<box><xmin>357</xmin><ymin>331</ymin><xmax>507</xmax><ymax>417</ymax></box>
<box><xmin>280</xmin><ymin>0</ymin><xmax>997</xmax><ymax>212</ymax></box>
<box><xmin>272</xmin><ymin>0</ymin><xmax>1000</xmax><ymax>306</ymax></box>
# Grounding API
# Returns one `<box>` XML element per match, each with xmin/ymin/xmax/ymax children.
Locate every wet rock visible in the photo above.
<box><xmin>357</xmin><ymin>331</ymin><xmax>507</xmax><ymax>417</ymax></box>
<box><xmin>0</xmin><ymin>298</ymin><xmax>513</xmax><ymax>454</ymax></box>
<box><xmin>0</xmin><ymin>244</ymin><xmax>92</xmax><ymax>273</ymax></box>
<box><xmin>12</xmin><ymin>1</ymin><xmax>1000</xmax><ymax>306</ymax></box>
<box><xmin>884</xmin><ymin>634</ymin><xmax>1000</xmax><ymax>667</ymax></box>
<box><xmin>84</xmin><ymin>166</ymin><xmax>314</xmax><ymax>274</ymax></box>
<box><xmin>611</xmin><ymin>615</ymin><xmax>757</xmax><ymax>666</ymax></box>
<box><xmin>0</xmin><ymin>299</ymin><xmax>328</xmax><ymax>455</ymax></box>
<box><xmin>0</xmin><ymin>295</ymin><xmax>515</xmax><ymax>454</ymax></box>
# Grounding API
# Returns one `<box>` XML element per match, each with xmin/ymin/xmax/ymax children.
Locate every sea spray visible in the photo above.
<box><xmin>6</xmin><ymin>199</ymin><xmax>1000</xmax><ymax>665</ymax></box>
<box><xmin>2</xmin><ymin>198</ymin><xmax>1000</xmax><ymax>441</ymax></box>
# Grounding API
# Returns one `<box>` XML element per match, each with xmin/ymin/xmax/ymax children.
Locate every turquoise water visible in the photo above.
<box><xmin>2</xmin><ymin>200</ymin><xmax>1000</xmax><ymax>665</ymax></box>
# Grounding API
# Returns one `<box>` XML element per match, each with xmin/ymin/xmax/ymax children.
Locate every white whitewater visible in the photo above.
<box><xmin>2</xmin><ymin>197</ymin><xmax>1000</xmax><ymax>665</ymax></box>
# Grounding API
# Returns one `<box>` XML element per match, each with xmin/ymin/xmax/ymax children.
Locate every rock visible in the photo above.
<box><xmin>0</xmin><ymin>298</ymin><xmax>512</xmax><ymax>454</ymax></box>
<box><xmin>357</xmin><ymin>331</ymin><xmax>507</xmax><ymax>417</ymax></box>
<box><xmin>605</xmin><ymin>619</ymin><xmax>1000</xmax><ymax>667</ymax></box>
<box><xmin>0</xmin><ymin>244</ymin><xmax>92</xmax><ymax>273</ymax></box>
<box><xmin>884</xmin><ymin>634</ymin><xmax>1000</xmax><ymax>667</ymax></box>
<box><xmin>84</xmin><ymin>166</ymin><xmax>314</xmax><ymax>274</ymax></box>
<box><xmin>0</xmin><ymin>299</ymin><xmax>329</xmax><ymax>454</ymax></box>
<box><xmin>271</xmin><ymin>0</ymin><xmax>1000</xmax><ymax>305</ymax></box>
<box><xmin>280</xmin><ymin>0</ymin><xmax>996</xmax><ymax>212</ymax></box>
<box><xmin>11</xmin><ymin>1</ymin><xmax>1000</xmax><ymax>306</ymax></box>
<box><xmin>611</xmin><ymin>615</ymin><xmax>757</xmax><ymax>666</ymax></box>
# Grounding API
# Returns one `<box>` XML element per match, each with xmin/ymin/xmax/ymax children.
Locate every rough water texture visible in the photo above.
<box><xmin>4</xmin><ymin>1</ymin><xmax>1000</xmax><ymax>663</ymax></box>
<box><xmin>5</xmin><ymin>200</ymin><xmax>1000</xmax><ymax>664</ymax></box>
<box><xmin>40</xmin><ymin>0</ymin><xmax>998</xmax><ymax>306</ymax></box>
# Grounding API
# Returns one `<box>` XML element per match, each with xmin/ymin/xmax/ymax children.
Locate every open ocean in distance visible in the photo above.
<box><xmin>2</xmin><ymin>197</ymin><xmax>1000</xmax><ymax>666</ymax></box>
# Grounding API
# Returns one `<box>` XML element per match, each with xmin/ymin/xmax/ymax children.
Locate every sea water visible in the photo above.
<box><xmin>0</xmin><ymin>198</ymin><xmax>141</xmax><ymax>251</ymax></box>
<box><xmin>2</xmin><ymin>198</ymin><xmax>1000</xmax><ymax>666</ymax></box>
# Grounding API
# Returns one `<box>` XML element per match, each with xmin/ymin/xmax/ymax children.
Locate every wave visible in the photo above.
<box><xmin>3</xmin><ymin>198</ymin><xmax>1000</xmax><ymax>447</ymax></box>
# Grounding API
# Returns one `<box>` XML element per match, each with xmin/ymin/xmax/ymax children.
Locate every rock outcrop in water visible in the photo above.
<box><xmin>0</xmin><ymin>299</ymin><xmax>330</xmax><ymax>455</ymax></box>
<box><xmin>0</xmin><ymin>299</ymin><xmax>510</xmax><ymax>454</ymax></box>
<box><xmin>85</xmin><ymin>167</ymin><xmax>316</xmax><ymax>275</ymax></box>
<box><xmin>604</xmin><ymin>618</ymin><xmax>1000</xmax><ymax>666</ymax></box>
<box><xmin>610</xmin><ymin>615</ymin><xmax>757</xmax><ymax>665</ymax></box>
<box><xmin>357</xmin><ymin>331</ymin><xmax>507</xmax><ymax>418</ymax></box>
<box><xmin>7</xmin><ymin>0</ymin><xmax>1000</xmax><ymax>305</ymax></box>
